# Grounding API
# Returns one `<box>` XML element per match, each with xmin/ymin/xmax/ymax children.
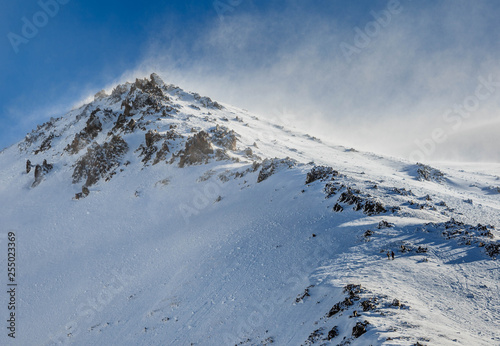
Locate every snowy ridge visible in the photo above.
<box><xmin>0</xmin><ymin>73</ymin><xmax>499</xmax><ymax>345</ymax></box>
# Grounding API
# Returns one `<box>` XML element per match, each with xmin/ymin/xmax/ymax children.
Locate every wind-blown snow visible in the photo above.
<box><xmin>0</xmin><ymin>74</ymin><xmax>499</xmax><ymax>345</ymax></box>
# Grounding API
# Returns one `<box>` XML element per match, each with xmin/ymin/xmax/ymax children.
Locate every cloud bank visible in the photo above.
<box><xmin>99</xmin><ymin>1</ymin><xmax>500</xmax><ymax>162</ymax></box>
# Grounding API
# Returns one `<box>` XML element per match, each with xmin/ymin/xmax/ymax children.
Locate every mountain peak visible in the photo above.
<box><xmin>12</xmin><ymin>73</ymin><xmax>264</xmax><ymax>192</ymax></box>
<box><xmin>1</xmin><ymin>74</ymin><xmax>499</xmax><ymax>345</ymax></box>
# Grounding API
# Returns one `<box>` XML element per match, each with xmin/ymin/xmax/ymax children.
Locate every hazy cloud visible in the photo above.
<box><xmin>91</xmin><ymin>1</ymin><xmax>500</xmax><ymax>162</ymax></box>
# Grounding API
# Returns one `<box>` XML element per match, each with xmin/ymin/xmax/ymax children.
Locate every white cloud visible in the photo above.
<box><xmin>119</xmin><ymin>1</ymin><xmax>500</xmax><ymax>162</ymax></box>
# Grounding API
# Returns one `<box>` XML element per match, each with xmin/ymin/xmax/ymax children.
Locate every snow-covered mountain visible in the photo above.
<box><xmin>1</xmin><ymin>73</ymin><xmax>499</xmax><ymax>346</ymax></box>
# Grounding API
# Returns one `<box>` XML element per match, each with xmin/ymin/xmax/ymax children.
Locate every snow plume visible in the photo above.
<box><xmin>122</xmin><ymin>0</ymin><xmax>500</xmax><ymax>162</ymax></box>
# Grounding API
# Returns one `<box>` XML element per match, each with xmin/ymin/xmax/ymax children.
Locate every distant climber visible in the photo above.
<box><xmin>391</xmin><ymin>251</ymin><xmax>395</xmax><ymax>260</ymax></box>
<box><xmin>387</xmin><ymin>252</ymin><xmax>390</xmax><ymax>260</ymax></box>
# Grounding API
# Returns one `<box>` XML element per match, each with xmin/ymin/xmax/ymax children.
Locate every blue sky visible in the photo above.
<box><xmin>2</xmin><ymin>1</ymin><xmax>500</xmax><ymax>161</ymax></box>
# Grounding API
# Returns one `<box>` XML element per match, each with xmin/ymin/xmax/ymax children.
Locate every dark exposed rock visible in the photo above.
<box><xmin>65</xmin><ymin>133</ymin><xmax>88</xmax><ymax>155</ymax></box>
<box><xmin>134</xmin><ymin>73</ymin><xmax>165</xmax><ymax>98</ymax></box>
<box><xmin>360</xmin><ymin>298</ymin><xmax>377</xmax><ymax>311</ymax></box>
<box><xmin>244</xmin><ymin>147</ymin><xmax>253</xmax><ymax>157</ymax></box>
<box><xmin>85</xmin><ymin>109</ymin><xmax>103</xmax><ymax>139</ymax></box>
<box><xmin>363</xmin><ymin>230</ymin><xmax>374</xmax><ymax>238</ymax></box>
<box><xmin>296</xmin><ymin>285</ymin><xmax>314</xmax><ymax>303</ymax></box>
<box><xmin>338</xmin><ymin>188</ymin><xmax>363</xmax><ymax>205</ymax></box>
<box><xmin>257</xmin><ymin>157</ymin><xmax>296</xmax><ymax>183</ymax></box>
<box><xmin>333</xmin><ymin>203</ymin><xmax>343</xmax><ymax>212</ymax></box>
<box><xmin>75</xmin><ymin>186</ymin><xmax>90</xmax><ymax>200</ymax></box>
<box><xmin>354</xmin><ymin>202</ymin><xmax>364</xmax><ymax>212</ymax></box>
<box><xmin>378</xmin><ymin>220</ymin><xmax>393</xmax><ymax>229</ymax></box>
<box><xmin>42</xmin><ymin>159</ymin><xmax>53</xmax><ymax>173</ymax></box>
<box><xmin>304</xmin><ymin>328</ymin><xmax>324</xmax><ymax>345</ymax></box>
<box><xmin>393</xmin><ymin>187</ymin><xmax>414</xmax><ymax>196</ymax></box>
<box><xmin>476</xmin><ymin>224</ymin><xmax>494</xmax><ymax>238</ymax></box>
<box><xmin>444</xmin><ymin>218</ymin><xmax>464</xmax><ymax>228</ymax></box>
<box><xmin>116</xmin><ymin>75</ymin><xmax>167</xmax><ymax>116</ymax></box>
<box><xmin>416</xmin><ymin>246</ymin><xmax>428</xmax><ymax>253</ymax></box>
<box><xmin>19</xmin><ymin>118</ymin><xmax>58</xmax><ymax>152</ymax></box>
<box><xmin>344</xmin><ymin>284</ymin><xmax>362</xmax><ymax>299</ymax></box>
<box><xmin>72</xmin><ymin>135</ymin><xmax>128</xmax><ymax>186</ymax></box>
<box><xmin>66</xmin><ymin>133</ymin><xmax>86</xmax><ymax>155</ymax></box>
<box><xmin>423</xmin><ymin>220</ymin><xmax>497</xmax><ymax>258</ymax></box>
<box><xmin>34</xmin><ymin>133</ymin><xmax>55</xmax><ymax>154</ymax></box>
<box><xmin>33</xmin><ymin>165</ymin><xmax>43</xmax><ymax>187</ymax></box>
<box><xmin>326</xmin><ymin>326</ymin><xmax>339</xmax><ymax>340</ymax></box>
<box><xmin>390</xmin><ymin>206</ymin><xmax>401</xmax><ymax>213</ymax></box>
<box><xmin>162</xmin><ymin>107</ymin><xmax>175</xmax><ymax>117</ymax></box>
<box><xmin>112</xmin><ymin>113</ymin><xmax>128</xmax><ymax>132</ymax></box>
<box><xmin>31</xmin><ymin>160</ymin><xmax>53</xmax><ymax>187</ymax></box>
<box><xmin>326</xmin><ymin>285</ymin><xmax>363</xmax><ymax>318</ymax></box>
<box><xmin>74</xmin><ymin>185</ymin><xmax>90</xmax><ymax>199</ymax></box>
<box><xmin>138</xmin><ymin>129</ymin><xmax>180</xmax><ymax>165</ymax></box>
<box><xmin>65</xmin><ymin>108</ymin><xmax>103</xmax><ymax>154</ymax></box>
<box><xmin>363</xmin><ymin>200</ymin><xmax>386</xmax><ymax>215</ymax></box>
<box><xmin>124</xmin><ymin>119</ymin><xmax>136</xmax><ymax>133</ymax></box>
<box><xmin>110</xmin><ymin>83</ymin><xmax>131</xmax><ymax>102</ymax></box>
<box><xmin>214</xmin><ymin>148</ymin><xmax>230</xmax><ymax>161</ymax></box>
<box><xmin>153</xmin><ymin>142</ymin><xmax>170</xmax><ymax>165</ymax></box>
<box><xmin>178</xmin><ymin>131</ymin><xmax>213</xmax><ymax>168</ymax></box>
<box><xmin>416</xmin><ymin>163</ymin><xmax>444</xmax><ymax>182</ymax></box>
<box><xmin>19</xmin><ymin>133</ymin><xmax>42</xmax><ymax>152</ymax></box>
<box><xmin>391</xmin><ymin>299</ymin><xmax>401</xmax><ymax>307</ymax></box>
<box><xmin>121</xmin><ymin>99</ymin><xmax>133</xmax><ymax>117</ymax></box>
<box><xmin>210</xmin><ymin>125</ymin><xmax>237</xmax><ymax>151</ymax></box>
<box><xmin>352</xmin><ymin>321</ymin><xmax>369</xmax><ymax>338</ymax></box>
<box><xmin>26</xmin><ymin>159</ymin><xmax>32</xmax><ymax>174</ymax></box>
<box><xmin>193</xmin><ymin>93</ymin><xmax>223</xmax><ymax>109</ymax></box>
<box><xmin>327</xmin><ymin>302</ymin><xmax>342</xmax><ymax>317</ymax></box>
<box><xmin>146</xmin><ymin>130</ymin><xmax>161</xmax><ymax>148</ymax></box>
<box><xmin>305</xmin><ymin>166</ymin><xmax>338</xmax><ymax>184</ymax></box>
<box><xmin>324</xmin><ymin>180</ymin><xmax>344</xmax><ymax>198</ymax></box>
<box><xmin>251</xmin><ymin>161</ymin><xmax>261</xmax><ymax>172</ymax></box>
<box><xmin>485</xmin><ymin>243</ymin><xmax>500</xmax><ymax>258</ymax></box>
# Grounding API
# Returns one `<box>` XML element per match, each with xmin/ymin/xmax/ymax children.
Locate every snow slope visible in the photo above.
<box><xmin>0</xmin><ymin>74</ymin><xmax>499</xmax><ymax>346</ymax></box>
